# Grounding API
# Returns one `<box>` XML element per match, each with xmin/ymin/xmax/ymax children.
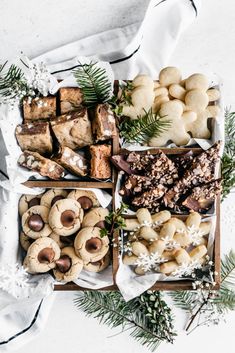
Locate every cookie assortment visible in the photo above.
<box><xmin>19</xmin><ymin>189</ymin><xmax>111</xmax><ymax>283</ymax></box>
<box><xmin>113</xmin><ymin>142</ymin><xmax>221</xmax><ymax>214</ymax></box>
<box><xmin>120</xmin><ymin>67</ymin><xmax>220</xmax><ymax>146</ymax></box>
<box><xmin>13</xmin><ymin>65</ymin><xmax>222</xmax><ymax>289</ymax></box>
<box><xmin>16</xmin><ymin>96</ymin><xmax>116</xmax><ymax>180</ymax></box>
<box><xmin>122</xmin><ymin>208</ymin><xmax>211</xmax><ymax>276</ymax></box>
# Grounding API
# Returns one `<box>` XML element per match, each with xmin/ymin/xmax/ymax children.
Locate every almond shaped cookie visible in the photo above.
<box><xmin>67</xmin><ymin>189</ymin><xmax>100</xmax><ymax>211</ymax></box>
<box><xmin>49</xmin><ymin>199</ymin><xmax>83</xmax><ymax>236</ymax></box>
<box><xmin>19</xmin><ymin>231</ymin><xmax>35</xmax><ymax>251</ymax></box>
<box><xmin>24</xmin><ymin>237</ymin><xmax>61</xmax><ymax>273</ymax></box>
<box><xmin>22</xmin><ymin>205</ymin><xmax>52</xmax><ymax>239</ymax></box>
<box><xmin>41</xmin><ymin>189</ymin><xmax>68</xmax><ymax>209</ymax></box>
<box><xmin>74</xmin><ymin>226</ymin><xmax>109</xmax><ymax>262</ymax></box>
<box><xmin>82</xmin><ymin>207</ymin><xmax>109</xmax><ymax>228</ymax></box>
<box><xmin>19</xmin><ymin>194</ymin><xmax>43</xmax><ymax>216</ymax></box>
<box><xmin>53</xmin><ymin>246</ymin><xmax>83</xmax><ymax>282</ymax></box>
<box><xmin>83</xmin><ymin>252</ymin><xmax>110</xmax><ymax>273</ymax></box>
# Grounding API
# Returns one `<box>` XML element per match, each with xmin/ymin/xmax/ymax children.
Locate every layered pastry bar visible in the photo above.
<box><xmin>59</xmin><ymin>87</ymin><xmax>83</xmax><ymax>114</ymax></box>
<box><xmin>90</xmin><ymin>144</ymin><xmax>111</xmax><ymax>179</ymax></box>
<box><xmin>15</xmin><ymin>121</ymin><xmax>53</xmax><ymax>155</ymax></box>
<box><xmin>54</xmin><ymin>146</ymin><xmax>88</xmax><ymax>177</ymax></box>
<box><xmin>18</xmin><ymin>150</ymin><xmax>65</xmax><ymax>180</ymax></box>
<box><xmin>92</xmin><ymin>104</ymin><xmax>117</xmax><ymax>142</ymax></box>
<box><xmin>51</xmin><ymin>108</ymin><xmax>93</xmax><ymax>149</ymax></box>
<box><xmin>23</xmin><ymin>96</ymin><xmax>56</xmax><ymax>121</ymax></box>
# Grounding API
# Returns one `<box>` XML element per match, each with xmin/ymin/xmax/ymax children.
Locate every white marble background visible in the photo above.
<box><xmin>0</xmin><ymin>0</ymin><xmax>235</xmax><ymax>352</ymax></box>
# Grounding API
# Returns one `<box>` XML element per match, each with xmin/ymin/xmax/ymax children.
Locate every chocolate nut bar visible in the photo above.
<box><xmin>90</xmin><ymin>144</ymin><xmax>111</xmax><ymax>179</ymax></box>
<box><xmin>15</xmin><ymin>122</ymin><xmax>53</xmax><ymax>155</ymax></box>
<box><xmin>54</xmin><ymin>146</ymin><xmax>88</xmax><ymax>177</ymax></box>
<box><xmin>92</xmin><ymin>104</ymin><xmax>117</xmax><ymax>142</ymax></box>
<box><xmin>59</xmin><ymin>87</ymin><xmax>83</xmax><ymax>114</ymax></box>
<box><xmin>51</xmin><ymin>108</ymin><xmax>93</xmax><ymax>149</ymax></box>
<box><xmin>23</xmin><ymin>96</ymin><xmax>56</xmax><ymax>121</ymax></box>
<box><xmin>18</xmin><ymin>150</ymin><xmax>65</xmax><ymax>180</ymax></box>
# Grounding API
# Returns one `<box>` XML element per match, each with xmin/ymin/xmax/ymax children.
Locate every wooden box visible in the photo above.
<box><xmin>23</xmin><ymin>143</ymin><xmax>221</xmax><ymax>291</ymax></box>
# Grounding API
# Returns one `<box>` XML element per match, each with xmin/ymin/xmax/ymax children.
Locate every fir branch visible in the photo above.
<box><xmin>0</xmin><ymin>61</ymin><xmax>29</xmax><ymax>103</ymax></box>
<box><xmin>221</xmin><ymin>249</ymin><xmax>235</xmax><ymax>289</ymax></box>
<box><xmin>100</xmin><ymin>202</ymin><xmax>128</xmax><ymax>238</ymax></box>
<box><xmin>120</xmin><ymin>109</ymin><xmax>171</xmax><ymax>144</ymax></box>
<box><xmin>74</xmin><ymin>290</ymin><xmax>176</xmax><ymax>351</ymax></box>
<box><xmin>170</xmin><ymin>250</ymin><xmax>235</xmax><ymax>333</ymax></box>
<box><xmin>73</xmin><ymin>62</ymin><xmax>112</xmax><ymax>108</ymax></box>
<box><xmin>222</xmin><ymin>110</ymin><xmax>235</xmax><ymax>200</ymax></box>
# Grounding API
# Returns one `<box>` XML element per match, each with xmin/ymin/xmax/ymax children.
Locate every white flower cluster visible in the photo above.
<box><xmin>27</xmin><ymin>62</ymin><xmax>51</xmax><ymax>97</ymax></box>
<box><xmin>0</xmin><ymin>263</ymin><xmax>30</xmax><ymax>298</ymax></box>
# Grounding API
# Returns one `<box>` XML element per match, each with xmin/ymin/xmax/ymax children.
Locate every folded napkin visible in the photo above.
<box><xmin>0</xmin><ymin>0</ymin><xmax>201</xmax><ymax>351</ymax></box>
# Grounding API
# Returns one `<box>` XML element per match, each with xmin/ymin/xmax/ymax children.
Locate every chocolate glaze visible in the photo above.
<box><xmin>56</xmin><ymin>255</ymin><xmax>72</xmax><ymax>273</ymax></box>
<box><xmin>94</xmin><ymin>221</ymin><xmax>106</xmax><ymax>229</ymax></box>
<box><xmin>51</xmin><ymin>195</ymin><xmax>65</xmax><ymax>206</ymax></box>
<box><xmin>85</xmin><ymin>237</ymin><xmax>102</xmax><ymax>253</ymax></box>
<box><xmin>60</xmin><ymin>210</ymin><xmax>75</xmax><ymax>227</ymax></box>
<box><xmin>28</xmin><ymin>214</ymin><xmax>44</xmax><ymax>232</ymax></box>
<box><xmin>28</xmin><ymin>197</ymin><xmax>41</xmax><ymax>208</ymax></box>
<box><xmin>38</xmin><ymin>247</ymin><xmax>55</xmax><ymax>263</ymax></box>
<box><xmin>77</xmin><ymin>196</ymin><xmax>93</xmax><ymax>210</ymax></box>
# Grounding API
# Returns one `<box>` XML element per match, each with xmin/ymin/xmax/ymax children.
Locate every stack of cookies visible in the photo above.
<box><xmin>19</xmin><ymin>189</ymin><xmax>111</xmax><ymax>283</ymax></box>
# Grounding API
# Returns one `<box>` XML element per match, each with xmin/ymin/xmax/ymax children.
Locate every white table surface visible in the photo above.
<box><xmin>0</xmin><ymin>0</ymin><xmax>235</xmax><ymax>352</ymax></box>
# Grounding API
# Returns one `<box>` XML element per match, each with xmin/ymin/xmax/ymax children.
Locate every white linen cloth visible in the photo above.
<box><xmin>0</xmin><ymin>0</ymin><xmax>201</xmax><ymax>350</ymax></box>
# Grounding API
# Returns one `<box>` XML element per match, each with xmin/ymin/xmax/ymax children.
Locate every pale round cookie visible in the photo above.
<box><xmin>19</xmin><ymin>231</ymin><xmax>35</xmax><ymax>251</ymax></box>
<box><xmin>22</xmin><ymin>205</ymin><xmax>52</xmax><ymax>239</ymax></box>
<box><xmin>40</xmin><ymin>189</ymin><xmax>68</xmax><ymax>209</ymax></box>
<box><xmin>83</xmin><ymin>252</ymin><xmax>110</xmax><ymax>273</ymax></box>
<box><xmin>74</xmin><ymin>226</ymin><xmax>109</xmax><ymax>262</ymax></box>
<box><xmin>169</xmin><ymin>84</ymin><xmax>186</xmax><ymax>100</ymax></box>
<box><xmin>184</xmin><ymin>89</ymin><xmax>209</xmax><ymax>112</ymax></box>
<box><xmin>206</xmin><ymin>88</ymin><xmax>220</xmax><ymax>102</ymax></box>
<box><xmin>24</xmin><ymin>237</ymin><xmax>61</xmax><ymax>273</ymax></box>
<box><xmin>49</xmin><ymin>199</ymin><xmax>83</xmax><ymax>236</ymax></box>
<box><xmin>67</xmin><ymin>189</ymin><xmax>100</xmax><ymax>211</ymax></box>
<box><xmin>159</xmin><ymin>67</ymin><xmax>182</xmax><ymax>86</ymax></box>
<box><xmin>49</xmin><ymin>232</ymin><xmax>74</xmax><ymax>248</ymax></box>
<box><xmin>82</xmin><ymin>207</ymin><xmax>109</xmax><ymax>228</ymax></box>
<box><xmin>185</xmin><ymin>73</ymin><xmax>209</xmax><ymax>91</ymax></box>
<box><xmin>19</xmin><ymin>194</ymin><xmax>43</xmax><ymax>216</ymax></box>
<box><xmin>53</xmin><ymin>246</ymin><xmax>83</xmax><ymax>282</ymax></box>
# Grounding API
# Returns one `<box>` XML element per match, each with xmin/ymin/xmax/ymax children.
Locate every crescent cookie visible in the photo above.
<box><xmin>40</xmin><ymin>189</ymin><xmax>68</xmax><ymax>209</ymax></box>
<box><xmin>67</xmin><ymin>189</ymin><xmax>100</xmax><ymax>211</ymax></box>
<box><xmin>48</xmin><ymin>199</ymin><xmax>83</xmax><ymax>236</ymax></box>
<box><xmin>22</xmin><ymin>205</ymin><xmax>52</xmax><ymax>239</ymax></box>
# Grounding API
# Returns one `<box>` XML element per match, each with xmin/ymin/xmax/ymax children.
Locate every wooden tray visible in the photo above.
<box><xmin>22</xmin><ymin>142</ymin><xmax>221</xmax><ymax>291</ymax></box>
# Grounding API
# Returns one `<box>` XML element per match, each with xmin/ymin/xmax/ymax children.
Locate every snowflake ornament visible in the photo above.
<box><xmin>161</xmin><ymin>236</ymin><xmax>180</xmax><ymax>251</ymax></box>
<box><xmin>135</xmin><ymin>252</ymin><xmax>167</xmax><ymax>272</ymax></box>
<box><xmin>187</xmin><ymin>225</ymin><xmax>205</xmax><ymax>246</ymax></box>
<box><xmin>0</xmin><ymin>263</ymin><xmax>30</xmax><ymax>298</ymax></box>
<box><xmin>171</xmin><ymin>260</ymin><xmax>202</xmax><ymax>278</ymax></box>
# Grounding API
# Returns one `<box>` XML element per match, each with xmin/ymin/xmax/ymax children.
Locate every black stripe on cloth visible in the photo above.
<box><xmin>50</xmin><ymin>0</ymin><xmax>197</xmax><ymax>73</ymax></box>
<box><xmin>0</xmin><ymin>300</ymin><xmax>43</xmax><ymax>346</ymax></box>
<box><xmin>0</xmin><ymin>169</ymin><xmax>9</xmax><ymax>180</ymax></box>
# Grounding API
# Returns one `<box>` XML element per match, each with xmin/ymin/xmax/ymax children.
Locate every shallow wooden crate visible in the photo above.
<box><xmin>22</xmin><ymin>143</ymin><xmax>221</xmax><ymax>291</ymax></box>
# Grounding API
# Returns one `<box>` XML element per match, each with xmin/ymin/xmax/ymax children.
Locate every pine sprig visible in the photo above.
<box><xmin>100</xmin><ymin>202</ymin><xmax>128</xmax><ymax>238</ymax></box>
<box><xmin>73</xmin><ymin>62</ymin><xmax>112</xmax><ymax>108</ymax></box>
<box><xmin>0</xmin><ymin>61</ymin><xmax>29</xmax><ymax>103</ymax></box>
<box><xmin>120</xmin><ymin>109</ymin><xmax>171</xmax><ymax>144</ymax></box>
<box><xmin>170</xmin><ymin>250</ymin><xmax>235</xmax><ymax>333</ymax></box>
<box><xmin>74</xmin><ymin>290</ymin><xmax>176</xmax><ymax>351</ymax></box>
<box><xmin>222</xmin><ymin>110</ymin><xmax>235</xmax><ymax>200</ymax></box>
